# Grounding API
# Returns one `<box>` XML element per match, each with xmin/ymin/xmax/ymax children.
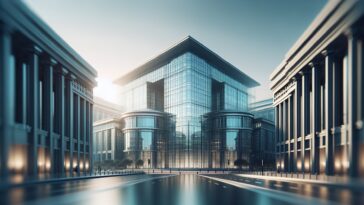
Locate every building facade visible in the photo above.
<box><xmin>250</xmin><ymin>98</ymin><xmax>275</xmax><ymax>122</ymax></box>
<box><xmin>203</xmin><ymin>111</ymin><xmax>254</xmax><ymax>169</ymax></box>
<box><xmin>0</xmin><ymin>0</ymin><xmax>97</xmax><ymax>182</ymax></box>
<box><xmin>251</xmin><ymin>118</ymin><xmax>275</xmax><ymax>171</ymax></box>
<box><xmin>114</xmin><ymin>36</ymin><xmax>259</xmax><ymax>169</ymax></box>
<box><xmin>93</xmin><ymin>96</ymin><xmax>123</xmax><ymax>122</ymax></box>
<box><xmin>92</xmin><ymin>97</ymin><xmax>123</xmax><ymax>167</ymax></box>
<box><xmin>121</xmin><ymin>109</ymin><xmax>174</xmax><ymax>168</ymax></box>
<box><xmin>270</xmin><ymin>0</ymin><xmax>364</xmax><ymax>177</ymax></box>
<box><xmin>93</xmin><ymin>119</ymin><xmax>123</xmax><ymax>163</ymax></box>
<box><xmin>249</xmin><ymin>99</ymin><xmax>276</xmax><ymax>170</ymax></box>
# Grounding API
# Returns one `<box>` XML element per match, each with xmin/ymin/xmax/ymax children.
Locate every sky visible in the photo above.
<box><xmin>23</xmin><ymin>0</ymin><xmax>327</xmax><ymax>104</ymax></box>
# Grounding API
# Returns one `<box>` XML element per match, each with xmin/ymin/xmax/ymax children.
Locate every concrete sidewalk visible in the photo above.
<box><xmin>234</xmin><ymin>173</ymin><xmax>364</xmax><ymax>189</ymax></box>
<box><xmin>0</xmin><ymin>171</ymin><xmax>145</xmax><ymax>190</ymax></box>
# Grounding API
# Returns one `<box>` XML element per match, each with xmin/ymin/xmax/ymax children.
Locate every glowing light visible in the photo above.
<box><xmin>85</xmin><ymin>162</ymin><xmax>89</xmax><ymax>170</ymax></box>
<box><xmin>304</xmin><ymin>161</ymin><xmax>310</xmax><ymax>170</ymax></box>
<box><xmin>80</xmin><ymin>161</ymin><xmax>84</xmax><ymax>170</ymax></box>
<box><xmin>343</xmin><ymin>161</ymin><xmax>350</xmax><ymax>169</ymax></box>
<box><xmin>8</xmin><ymin>146</ymin><xmax>26</xmax><ymax>172</ymax></box>
<box><xmin>65</xmin><ymin>159</ymin><xmax>70</xmax><ymax>170</ymax></box>
<box><xmin>297</xmin><ymin>161</ymin><xmax>302</xmax><ymax>170</ymax></box>
<box><xmin>93</xmin><ymin>77</ymin><xmax>120</xmax><ymax>103</ymax></box>
<box><xmin>46</xmin><ymin>160</ymin><xmax>51</xmax><ymax>170</ymax></box>
<box><xmin>335</xmin><ymin>159</ymin><xmax>341</xmax><ymax>170</ymax></box>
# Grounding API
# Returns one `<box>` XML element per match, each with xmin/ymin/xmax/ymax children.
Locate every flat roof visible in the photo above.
<box><xmin>113</xmin><ymin>36</ymin><xmax>259</xmax><ymax>88</ymax></box>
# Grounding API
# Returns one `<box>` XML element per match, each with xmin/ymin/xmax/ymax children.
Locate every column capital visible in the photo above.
<box><xmin>344</xmin><ymin>26</ymin><xmax>361</xmax><ymax>39</ymax></box>
<box><xmin>298</xmin><ymin>69</ymin><xmax>310</xmax><ymax>76</ymax></box>
<box><xmin>41</xmin><ymin>55</ymin><xmax>57</xmax><ymax>66</ymax></box>
<box><xmin>0</xmin><ymin>22</ymin><xmax>14</xmax><ymax>33</ymax></box>
<box><xmin>321</xmin><ymin>49</ymin><xmax>338</xmax><ymax>57</ymax></box>
<box><xmin>66</xmin><ymin>73</ymin><xmax>77</xmax><ymax>81</ymax></box>
<box><xmin>308</xmin><ymin>61</ymin><xmax>319</xmax><ymax>68</ymax></box>
<box><xmin>292</xmin><ymin>74</ymin><xmax>302</xmax><ymax>82</ymax></box>
<box><xmin>54</xmin><ymin>65</ymin><xmax>69</xmax><ymax>76</ymax></box>
<box><xmin>24</xmin><ymin>45</ymin><xmax>42</xmax><ymax>56</ymax></box>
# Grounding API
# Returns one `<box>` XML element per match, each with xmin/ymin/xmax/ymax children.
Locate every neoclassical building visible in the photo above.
<box><xmin>0</xmin><ymin>0</ymin><xmax>97</xmax><ymax>181</ymax></box>
<box><xmin>92</xmin><ymin>97</ymin><xmax>123</xmax><ymax>164</ymax></box>
<box><xmin>270</xmin><ymin>0</ymin><xmax>364</xmax><ymax>177</ymax></box>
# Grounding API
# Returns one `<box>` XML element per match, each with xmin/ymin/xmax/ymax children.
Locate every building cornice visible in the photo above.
<box><xmin>0</xmin><ymin>0</ymin><xmax>97</xmax><ymax>86</ymax></box>
<box><xmin>270</xmin><ymin>0</ymin><xmax>364</xmax><ymax>93</ymax></box>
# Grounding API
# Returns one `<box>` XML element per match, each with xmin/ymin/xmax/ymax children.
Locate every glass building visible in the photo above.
<box><xmin>114</xmin><ymin>36</ymin><xmax>259</xmax><ymax>168</ymax></box>
<box><xmin>121</xmin><ymin>109</ymin><xmax>174</xmax><ymax>168</ymax></box>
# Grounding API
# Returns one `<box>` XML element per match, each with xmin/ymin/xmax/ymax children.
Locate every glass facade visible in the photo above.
<box><xmin>120</xmin><ymin>51</ymin><xmax>254</xmax><ymax>168</ymax></box>
<box><xmin>203</xmin><ymin>112</ymin><xmax>254</xmax><ymax>168</ymax></box>
<box><xmin>122</xmin><ymin>110</ymin><xmax>173</xmax><ymax>168</ymax></box>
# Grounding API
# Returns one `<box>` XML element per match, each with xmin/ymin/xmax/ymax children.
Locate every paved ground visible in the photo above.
<box><xmin>1</xmin><ymin>174</ymin><xmax>362</xmax><ymax>205</ymax></box>
<box><xmin>204</xmin><ymin>174</ymin><xmax>364</xmax><ymax>205</ymax></box>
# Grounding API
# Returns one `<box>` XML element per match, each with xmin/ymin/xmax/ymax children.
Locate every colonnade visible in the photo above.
<box><xmin>274</xmin><ymin>28</ymin><xmax>364</xmax><ymax>177</ymax></box>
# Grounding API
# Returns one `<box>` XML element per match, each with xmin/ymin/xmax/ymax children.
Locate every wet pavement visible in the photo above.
<box><xmin>206</xmin><ymin>174</ymin><xmax>364</xmax><ymax>205</ymax></box>
<box><xmin>1</xmin><ymin>174</ymin><xmax>359</xmax><ymax>205</ymax></box>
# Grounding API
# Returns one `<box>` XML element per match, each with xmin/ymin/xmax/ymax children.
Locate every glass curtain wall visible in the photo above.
<box><xmin>120</xmin><ymin>52</ymin><xmax>251</xmax><ymax>168</ymax></box>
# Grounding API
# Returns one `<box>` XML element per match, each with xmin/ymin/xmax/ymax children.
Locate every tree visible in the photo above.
<box><xmin>136</xmin><ymin>159</ymin><xmax>144</xmax><ymax>168</ymax></box>
<box><xmin>234</xmin><ymin>159</ymin><xmax>249</xmax><ymax>170</ymax></box>
<box><xmin>121</xmin><ymin>158</ymin><xmax>133</xmax><ymax>168</ymax></box>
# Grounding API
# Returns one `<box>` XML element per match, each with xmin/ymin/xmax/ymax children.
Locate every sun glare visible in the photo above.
<box><xmin>94</xmin><ymin>77</ymin><xmax>120</xmax><ymax>103</ymax></box>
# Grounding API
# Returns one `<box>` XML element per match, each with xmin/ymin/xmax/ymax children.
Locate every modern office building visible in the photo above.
<box><xmin>250</xmin><ymin>98</ymin><xmax>275</xmax><ymax>122</ymax></box>
<box><xmin>251</xmin><ymin>118</ymin><xmax>275</xmax><ymax>170</ymax></box>
<box><xmin>121</xmin><ymin>109</ymin><xmax>174</xmax><ymax>168</ymax></box>
<box><xmin>270</xmin><ymin>0</ymin><xmax>364</xmax><ymax>177</ymax></box>
<box><xmin>0</xmin><ymin>0</ymin><xmax>97</xmax><ymax>182</ymax></box>
<box><xmin>249</xmin><ymin>99</ymin><xmax>275</xmax><ymax>170</ymax></box>
<box><xmin>202</xmin><ymin>111</ymin><xmax>254</xmax><ymax>169</ymax></box>
<box><xmin>114</xmin><ymin>36</ymin><xmax>259</xmax><ymax>168</ymax></box>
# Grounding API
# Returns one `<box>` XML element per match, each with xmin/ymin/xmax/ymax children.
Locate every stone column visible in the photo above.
<box><xmin>275</xmin><ymin>105</ymin><xmax>279</xmax><ymax>171</ymax></box>
<box><xmin>346</xmin><ymin>28</ymin><xmax>360</xmax><ymax>177</ymax></box>
<box><xmin>279</xmin><ymin>102</ymin><xmax>283</xmax><ymax>172</ymax></box>
<box><xmin>294</xmin><ymin>76</ymin><xmax>302</xmax><ymax>172</ymax></box>
<box><xmin>282</xmin><ymin>101</ymin><xmax>286</xmax><ymax>172</ymax></box>
<box><xmin>76</xmin><ymin>94</ymin><xmax>81</xmax><ymax>176</ymax></box>
<box><xmin>66</xmin><ymin>74</ymin><xmax>76</xmax><ymax>176</ymax></box>
<box><xmin>276</xmin><ymin>103</ymin><xmax>282</xmax><ymax>172</ymax></box>
<box><xmin>54</xmin><ymin>66</ymin><xmax>68</xmax><ymax>177</ymax></box>
<box><xmin>83</xmin><ymin>98</ymin><xmax>87</xmax><ymax>173</ymax></box>
<box><xmin>287</xmin><ymin>97</ymin><xmax>291</xmax><ymax>172</ymax></box>
<box><xmin>15</xmin><ymin>52</ymin><xmax>27</xmax><ymax>125</ymax></box>
<box><xmin>41</xmin><ymin>57</ymin><xmax>56</xmax><ymax>175</ymax></box>
<box><xmin>27</xmin><ymin>45</ymin><xmax>42</xmax><ymax>178</ymax></box>
<box><xmin>90</xmin><ymin>103</ymin><xmax>93</xmax><ymax>174</ymax></box>
<box><xmin>310</xmin><ymin>62</ymin><xmax>320</xmax><ymax>175</ymax></box>
<box><xmin>0</xmin><ymin>24</ymin><xmax>14</xmax><ymax>180</ymax></box>
<box><xmin>300</xmin><ymin>70</ymin><xmax>310</xmax><ymax>173</ymax></box>
<box><xmin>323</xmin><ymin>50</ymin><xmax>334</xmax><ymax>176</ymax></box>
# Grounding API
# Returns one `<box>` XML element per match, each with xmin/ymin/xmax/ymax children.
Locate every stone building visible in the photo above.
<box><xmin>0</xmin><ymin>0</ymin><xmax>97</xmax><ymax>181</ymax></box>
<box><xmin>270</xmin><ymin>0</ymin><xmax>364</xmax><ymax>177</ymax></box>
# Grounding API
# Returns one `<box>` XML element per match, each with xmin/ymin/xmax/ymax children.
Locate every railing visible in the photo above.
<box><xmin>93</xmin><ymin>169</ymin><xmax>144</xmax><ymax>176</ymax></box>
<box><xmin>236</xmin><ymin>170</ymin><xmax>352</xmax><ymax>183</ymax></box>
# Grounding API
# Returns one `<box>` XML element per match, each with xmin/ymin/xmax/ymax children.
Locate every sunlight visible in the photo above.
<box><xmin>94</xmin><ymin>77</ymin><xmax>120</xmax><ymax>103</ymax></box>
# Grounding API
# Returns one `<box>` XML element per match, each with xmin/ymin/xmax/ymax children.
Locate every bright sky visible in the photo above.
<box><xmin>23</xmin><ymin>0</ymin><xmax>326</xmax><ymax>104</ymax></box>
